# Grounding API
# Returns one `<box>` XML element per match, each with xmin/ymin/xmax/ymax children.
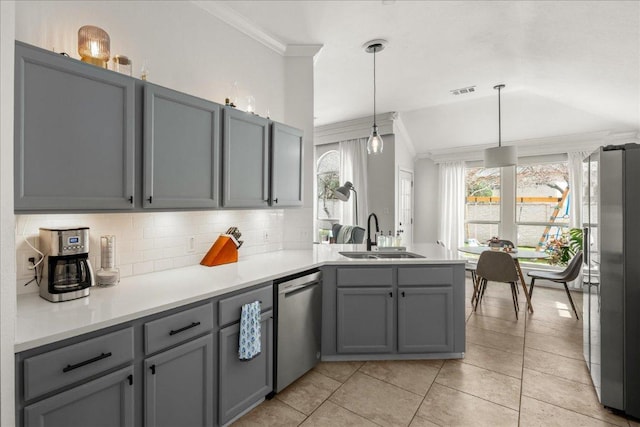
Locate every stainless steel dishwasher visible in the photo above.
<box><xmin>274</xmin><ymin>269</ymin><xmax>322</xmax><ymax>393</ymax></box>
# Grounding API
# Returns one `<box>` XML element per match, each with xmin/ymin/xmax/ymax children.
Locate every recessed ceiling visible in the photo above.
<box><xmin>204</xmin><ymin>1</ymin><xmax>640</xmax><ymax>154</ymax></box>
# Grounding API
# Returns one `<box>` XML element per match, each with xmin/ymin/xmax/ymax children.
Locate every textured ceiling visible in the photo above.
<box><xmin>211</xmin><ymin>0</ymin><xmax>640</xmax><ymax>154</ymax></box>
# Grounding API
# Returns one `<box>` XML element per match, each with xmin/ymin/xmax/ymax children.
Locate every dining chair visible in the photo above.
<box><xmin>475</xmin><ymin>250</ymin><xmax>521</xmax><ymax>318</ymax></box>
<box><xmin>527</xmin><ymin>251</ymin><xmax>583</xmax><ymax>319</ymax></box>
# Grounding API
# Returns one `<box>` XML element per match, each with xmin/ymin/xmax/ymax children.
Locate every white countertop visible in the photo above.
<box><xmin>16</xmin><ymin>243</ymin><xmax>463</xmax><ymax>352</ymax></box>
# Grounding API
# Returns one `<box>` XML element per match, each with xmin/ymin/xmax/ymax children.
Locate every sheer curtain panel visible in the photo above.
<box><xmin>568</xmin><ymin>150</ymin><xmax>590</xmax><ymax>288</ymax></box>
<box><xmin>438</xmin><ymin>161</ymin><xmax>465</xmax><ymax>251</ymax></box>
<box><xmin>339</xmin><ymin>138</ymin><xmax>369</xmax><ymax>226</ymax></box>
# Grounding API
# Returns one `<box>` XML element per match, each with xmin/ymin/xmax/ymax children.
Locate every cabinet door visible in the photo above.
<box><xmin>222</xmin><ymin>108</ymin><xmax>270</xmax><ymax>207</ymax></box>
<box><xmin>144</xmin><ymin>334</ymin><xmax>214</xmax><ymax>427</ymax></box>
<box><xmin>337</xmin><ymin>288</ymin><xmax>394</xmax><ymax>354</ymax></box>
<box><xmin>397</xmin><ymin>287</ymin><xmax>454</xmax><ymax>353</ymax></box>
<box><xmin>14</xmin><ymin>42</ymin><xmax>135</xmax><ymax>211</ymax></box>
<box><xmin>143</xmin><ymin>84</ymin><xmax>220</xmax><ymax>209</ymax></box>
<box><xmin>270</xmin><ymin>122</ymin><xmax>303</xmax><ymax>207</ymax></box>
<box><xmin>24</xmin><ymin>366</ymin><xmax>134</xmax><ymax>427</ymax></box>
<box><xmin>219</xmin><ymin>311</ymin><xmax>273</xmax><ymax>425</ymax></box>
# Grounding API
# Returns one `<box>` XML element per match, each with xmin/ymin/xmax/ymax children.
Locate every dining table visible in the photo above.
<box><xmin>458</xmin><ymin>246</ymin><xmax>550</xmax><ymax>313</ymax></box>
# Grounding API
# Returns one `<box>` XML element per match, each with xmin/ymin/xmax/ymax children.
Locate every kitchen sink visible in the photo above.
<box><xmin>339</xmin><ymin>251</ymin><xmax>425</xmax><ymax>259</ymax></box>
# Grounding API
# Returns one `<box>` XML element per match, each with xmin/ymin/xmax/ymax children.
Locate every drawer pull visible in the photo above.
<box><xmin>62</xmin><ymin>352</ymin><xmax>112</xmax><ymax>373</ymax></box>
<box><xmin>169</xmin><ymin>321</ymin><xmax>201</xmax><ymax>336</ymax></box>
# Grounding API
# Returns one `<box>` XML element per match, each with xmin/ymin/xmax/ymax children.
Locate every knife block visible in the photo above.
<box><xmin>200</xmin><ymin>235</ymin><xmax>238</xmax><ymax>267</ymax></box>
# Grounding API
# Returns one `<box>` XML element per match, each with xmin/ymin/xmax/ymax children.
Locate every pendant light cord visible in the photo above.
<box><xmin>497</xmin><ymin>85</ymin><xmax>502</xmax><ymax>148</ymax></box>
<box><xmin>373</xmin><ymin>46</ymin><xmax>377</xmax><ymax>128</ymax></box>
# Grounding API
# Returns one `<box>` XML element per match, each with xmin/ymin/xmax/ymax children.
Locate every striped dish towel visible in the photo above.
<box><xmin>238</xmin><ymin>301</ymin><xmax>261</xmax><ymax>360</ymax></box>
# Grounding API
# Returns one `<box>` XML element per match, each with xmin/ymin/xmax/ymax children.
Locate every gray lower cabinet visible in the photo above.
<box><xmin>337</xmin><ymin>288</ymin><xmax>394</xmax><ymax>353</ymax></box>
<box><xmin>327</xmin><ymin>264</ymin><xmax>464</xmax><ymax>358</ymax></box>
<box><xmin>144</xmin><ymin>334</ymin><xmax>214</xmax><ymax>427</ymax></box>
<box><xmin>397</xmin><ymin>287</ymin><xmax>454</xmax><ymax>353</ymax></box>
<box><xmin>23</xmin><ymin>366</ymin><xmax>134</xmax><ymax>427</ymax></box>
<box><xmin>218</xmin><ymin>311</ymin><xmax>273</xmax><ymax>425</ymax></box>
<box><xmin>14</xmin><ymin>41</ymin><xmax>135</xmax><ymax>211</ymax></box>
<box><xmin>143</xmin><ymin>84</ymin><xmax>221</xmax><ymax>209</ymax></box>
<box><xmin>222</xmin><ymin>108</ymin><xmax>270</xmax><ymax>208</ymax></box>
<box><xmin>270</xmin><ymin>122</ymin><xmax>303</xmax><ymax>207</ymax></box>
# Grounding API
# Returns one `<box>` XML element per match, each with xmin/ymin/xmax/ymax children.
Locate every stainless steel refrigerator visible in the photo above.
<box><xmin>582</xmin><ymin>143</ymin><xmax>640</xmax><ymax>417</ymax></box>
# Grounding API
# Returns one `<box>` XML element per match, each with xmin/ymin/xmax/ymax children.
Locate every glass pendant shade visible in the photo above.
<box><xmin>78</xmin><ymin>25</ymin><xmax>110</xmax><ymax>68</ymax></box>
<box><xmin>367</xmin><ymin>125</ymin><xmax>384</xmax><ymax>154</ymax></box>
<box><xmin>484</xmin><ymin>145</ymin><xmax>517</xmax><ymax>168</ymax></box>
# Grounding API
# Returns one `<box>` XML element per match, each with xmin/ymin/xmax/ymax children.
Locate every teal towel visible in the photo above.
<box><xmin>238</xmin><ymin>301</ymin><xmax>261</xmax><ymax>360</ymax></box>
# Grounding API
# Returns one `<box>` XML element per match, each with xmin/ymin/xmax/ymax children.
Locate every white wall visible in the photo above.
<box><xmin>0</xmin><ymin>2</ymin><xmax>16</xmax><ymax>423</ymax></box>
<box><xmin>282</xmin><ymin>53</ymin><xmax>319</xmax><ymax>248</ymax></box>
<box><xmin>366</xmin><ymin>134</ymin><xmax>395</xmax><ymax>233</ymax></box>
<box><xmin>413</xmin><ymin>158</ymin><xmax>439</xmax><ymax>243</ymax></box>
<box><xmin>15</xmin><ymin>1</ymin><xmax>285</xmax><ymax>121</ymax></box>
<box><xmin>4</xmin><ymin>1</ymin><xmax>316</xmax><ymax>417</ymax></box>
<box><xmin>15</xmin><ymin>210</ymin><xmax>286</xmax><ymax>294</ymax></box>
<box><xmin>11</xmin><ymin>1</ymin><xmax>317</xmax><ymax>290</ymax></box>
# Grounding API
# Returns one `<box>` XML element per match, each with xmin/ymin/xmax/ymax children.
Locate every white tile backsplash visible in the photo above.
<box><xmin>15</xmin><ymin>209</ymin><xmax>308</xmax><ymax>294</ymax></box>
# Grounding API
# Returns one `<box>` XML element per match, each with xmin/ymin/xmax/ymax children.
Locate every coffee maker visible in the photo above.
<box><xmin>39</xmin><ymin>227</ymin><xmax>94</xmax><ymax>302</ymax></box>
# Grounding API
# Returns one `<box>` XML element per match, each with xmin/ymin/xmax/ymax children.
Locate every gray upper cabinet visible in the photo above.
<box><xmin>222</xmin><ymin>108</ymin><xmax>270</xmax><ymax>208</ymax></box>
<box><xmin>143</xmin><ymin>84</ymin><xmax>220</xmax><ymax>209</ymax></box>
<box><xmin>144</xmin><ymin>334</ymin><xmax>214</xmax><ymax>427</ymax></box>
<box><xmin>24</xmin><ymin>366</ymin><xmax>134</xmax><ymax>427</ymax></box>
<box><xmin>14</xmin><ymin>41</ymin><xmax>135</xmax><ymax>211</ymax></box>
<box><xmin>270</xmin><ymin>122</ymin><xmax>303</xmax><ymax>207</ymax></box>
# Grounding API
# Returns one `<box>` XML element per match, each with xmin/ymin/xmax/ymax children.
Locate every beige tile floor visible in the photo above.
<box><xmin>233</xmin><ymin>279</ymin><xmax>637</xmax><ymax>426</ymax></box>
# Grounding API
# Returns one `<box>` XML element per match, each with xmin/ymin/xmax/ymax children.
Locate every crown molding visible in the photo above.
<box><xmin>422</xmin><ymin>130</ymin><xmax>639</xmax><ymax>163</ymax></box>
<box><xmin>314</xmin><ymin>112</ymin><xmax>397</xmax><ymax>145</ymax></box>
<box><xmin>284</xmin><ymin>44</ymin><xmax>323</xmax><ymax>58</ymax></box>
<box><xmin>192</xmin><ymin>1</ymin><xmax>286</xmax><ymax>55</ymax></box>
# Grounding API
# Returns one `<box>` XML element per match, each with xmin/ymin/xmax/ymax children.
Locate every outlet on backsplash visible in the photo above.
<box><xmin>187</xmin><ymin>236</ymin><xmax>196</xmax><ymax>253</ymax></box>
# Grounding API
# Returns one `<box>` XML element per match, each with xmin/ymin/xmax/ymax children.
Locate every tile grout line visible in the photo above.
<box><xmin>406</xmin><ymin>359</ymin><xmax>448</xmax><ymax>427</ymax></box>
<box><xmin>518</xmin><ymin>295</ymin><xmax>529</xmax><ymax>426</ymax></box>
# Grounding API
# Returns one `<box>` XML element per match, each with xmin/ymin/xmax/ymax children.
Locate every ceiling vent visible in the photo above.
<box><xmin>450</xmin><ymin>86</ymin><xmax>476</xmax><ymax>96</ymax></box>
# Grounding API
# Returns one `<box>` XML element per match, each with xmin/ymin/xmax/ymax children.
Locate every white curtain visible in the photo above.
<box><xmin>568</xmin><ymin>151</ymin><xmax>591</xmax><ymax>229</ymax></box>
<box><xmin>438</xmin><ymin>161</ymin><xmax>465</xmax><ymax>251</ymax></box>
<box><xmin>339</xmin><ymin>138</ymin><xmax>369</xmax><ymax>226</ymax></box>
<box><xmin>567</xmin><ymin>150</ymin><xmax>590</xmax><ymax>288</ymax></box>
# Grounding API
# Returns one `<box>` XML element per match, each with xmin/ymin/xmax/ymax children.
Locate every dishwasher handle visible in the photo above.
<box><xmin>277</xmin><ymin>271</ymin><xmax>322</xmax><ymax>296</ymax></box>
<box><xmin>280</xmin><ymin>280</ymin><xmax>320</xmax><ymax>296</ymax></box>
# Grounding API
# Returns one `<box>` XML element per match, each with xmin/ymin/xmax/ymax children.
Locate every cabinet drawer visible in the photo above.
<box><xmin>398</xmin><ymin>267</ymin><xmax>454</xmax><ymax>286</ymax></box>
<box><xmin>23</xmin><ymin>327</ymin><xmax>134</xmax><ymax>401</ymax></box>
<box><xmin>145</xmin><ymin>303</ymin><xmax>214</xmax><ymax>355</ymax></box>
<box><xmin>337</xmin><ymin>267</ymin><xmax>393</xmax><ymax>287</ymax></box>
<box><xmin>219</xmin><ymin>285</ymin><xmax>272</xmax><ymax>327</ymax></box>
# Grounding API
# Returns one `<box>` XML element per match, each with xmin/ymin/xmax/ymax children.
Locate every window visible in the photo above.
<box><xmin>465</xmin><ymin>166</ymin><xmax>500</xmax><ymax>244</ymax></box>
<box><xmin>516</xmin><ymin>162</ymin><xmax>570</xmax><ymax>252</ymax></box>
<box><xmin>464</xmin><ymin>158</ymin><xmax>572</xmax><ymax>266</ymax></box>
<box><xmin>316</xmin><ymin>150</ymin><xmax>341</xmax><ymax>241</ymax></box>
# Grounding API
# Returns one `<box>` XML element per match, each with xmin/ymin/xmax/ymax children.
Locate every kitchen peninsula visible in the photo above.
<box><xmin>15</xmin><ymin>244</ymin><xmax>465</xmax><ymax>426</ymax></box>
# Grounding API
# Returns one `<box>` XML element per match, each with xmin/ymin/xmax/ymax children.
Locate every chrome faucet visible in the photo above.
<box><xmin>366</xmin><ymin>213</ymin><xmax>380</xmax><ymax>251</ymax></box>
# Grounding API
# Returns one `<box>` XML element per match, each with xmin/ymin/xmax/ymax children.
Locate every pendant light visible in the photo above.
<box><xmin>364</xmin><ymin>40</ymin><xmax>386</xmax><ymax>155</ymax></box>
<box><xmin>484</xmin><ymin>84</ymin><xmax>517</xmax><ymax>167</ymax></box>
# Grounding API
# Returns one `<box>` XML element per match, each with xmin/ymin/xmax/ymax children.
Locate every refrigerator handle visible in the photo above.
<box><xmin>583</xmin><ymin>227</ymin><xmax>589</xmax><ymax>265</ymax></box>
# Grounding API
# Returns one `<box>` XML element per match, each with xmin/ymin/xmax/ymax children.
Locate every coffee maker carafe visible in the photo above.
<box><xmin>39</xmin><ymin>227</ymin><xmax>94</xmax><ymax>302</ymax></box>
